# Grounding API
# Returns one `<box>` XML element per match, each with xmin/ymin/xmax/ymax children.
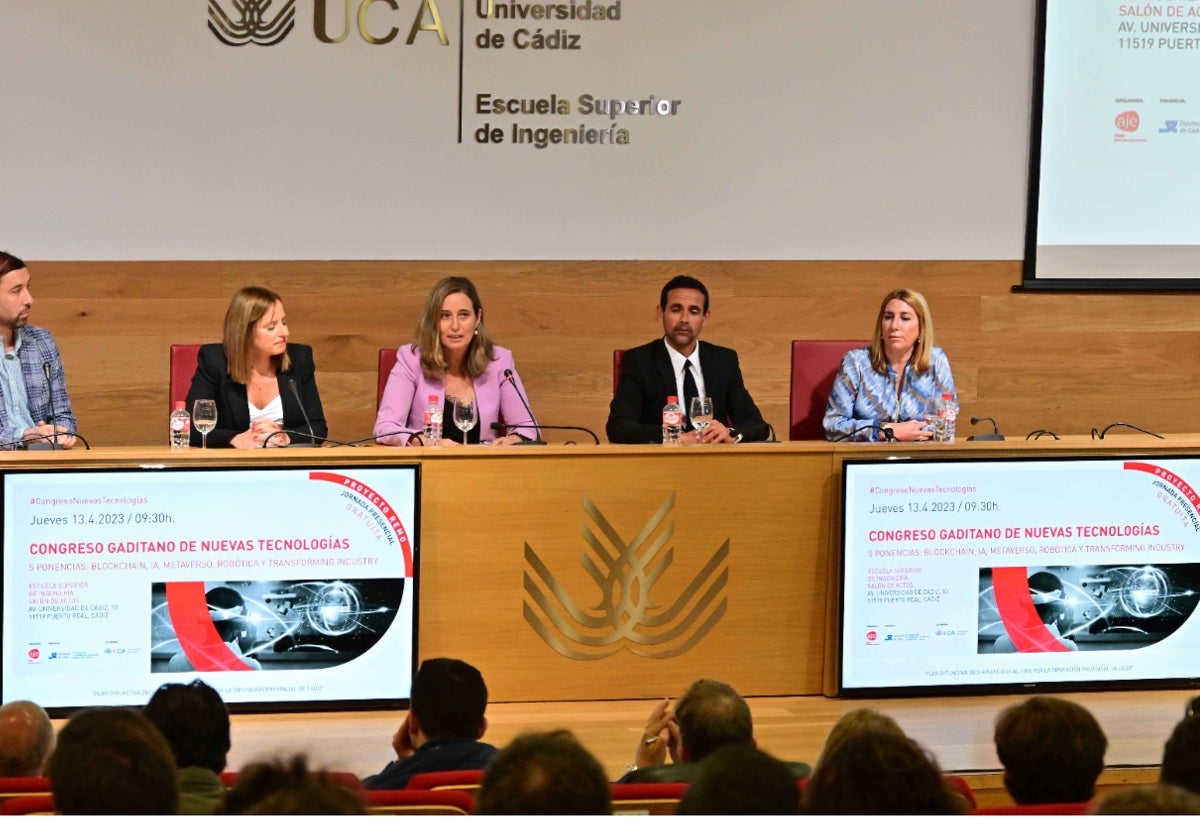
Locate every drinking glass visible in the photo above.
<box><xmin>923</xmin><ymin>399</ymin><xmax>944</xmax><ymax>443</ymax></box>
<box><xmin>192</xmin><ymin>399</ymin><xmax>218</xmax><ymax>449</ymax></box>
<box><xmin>690</xmin><ymin>396</ymin><xmax>713</xmax><ymax>441</ymax></box>
<box><xmin>453</xmin><ymin>398</ymin><xmax>477</xmax><ymax>442</ymax></box>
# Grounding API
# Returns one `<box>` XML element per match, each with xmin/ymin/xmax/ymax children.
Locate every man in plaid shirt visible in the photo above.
<box><xmin>0</xmin><ymin>251</ymin><xmax>77</xmax><ymax>449</ymax></box>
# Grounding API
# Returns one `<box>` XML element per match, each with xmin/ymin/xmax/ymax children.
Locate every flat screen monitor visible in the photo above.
<box><xmin>2</xmin><ymin>464</ymin><xmax>419</xmax><ymax>713</ymax></box>
<box><xmin>840</xmin><ymin>455</ymin><xmax>1200</xmax><ymax>695</ymax></box>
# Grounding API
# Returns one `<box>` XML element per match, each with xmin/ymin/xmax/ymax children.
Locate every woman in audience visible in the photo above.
<box><xmin>373</xmin><ymin>276</ymin><xmax>536</xmax><ymax>446</ymax></box>
<box><xmin>215</xmin><ymin>755</ymin><xmax>364</xmax><ymax>815</ymax></box>
<box><xmin>186</xmin><ymin>286</ymin><xmax>326</xmax><ymax>448</ymax></box>
<box><xmin>803</xmin><ymin>730</ymin><xmax>966</xmax><ymax>815</ymax></box>
<box><xmin>815</xmin><ymin>707</ymin><xmax>907</xmax><ymax>767</ymax></box>
<box><xmin>824</xmin><ymin>288</ymin><xmax>956</xmax><ymax>442</ymax></box>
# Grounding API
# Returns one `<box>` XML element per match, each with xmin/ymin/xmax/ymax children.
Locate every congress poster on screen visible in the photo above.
<box><xmin>841</xmin><ymin>456</ymin><xmax>1200</xmax><ymax>692</ymax></box>
<box><xmin>1</xmin><ymin>466</ymin><xmax>418</xmax><ymax>709</ymax></box>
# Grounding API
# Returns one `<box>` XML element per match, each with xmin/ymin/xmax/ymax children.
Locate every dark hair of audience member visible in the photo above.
<box><xmin>475</xmin><ymin>730</ymin><xmax>611</xmax><ymax>815</ymax></box>
<box><xmin>993</xmin><ymin>695</ymin><xmax>1106</xmax><ymax>804</ymax></box>
<box><xmin>677</xmin><ymin>744</ymin><xmax>800</xmax><ymax>815</ymax></box>
<box><xmin>47</xmin><ymin>707</ymin><xmax>179</xmax><ymax>815</ymax></box>
<box><xmin>673</xmin><ymin>678</ymin><xmax>754</xmax><ymax>762</ymax></box>
<box><xmin>142</xmin><ymin>679</ymin><xmax>231</xmax><ymax>773</ymax></box>
<box><xmin>1160</xmin><ymin>713</ymin><xmax>1200</xmax><ymax>795</ymax></box>
<box><xmin>411</xmin><ymin>657</ymin><xmax>488</xmax><ymax>740</ymax></box>
<box><xmin>215</xmin><ymin>755</ymin><xmax>365</xmax><ymax>815</ymax></box>
<box><xmin>816</xmin><ymin>707</ymin><xmax>906</xmax><ymax>768</ymax></box>
<box><xmin>1093</xmin><ymin>783</ymin><xmax>1200</xmax><ymax>815</ymax></box>
<box><xmin>803</xmin><ymin>730</ymin><xmax>965</xmax><ymax>815</ymax></box>
<box><xmin>0</xmin><ymin>700</ymin><xmax>55</xmax><ymax>777</ymax></box>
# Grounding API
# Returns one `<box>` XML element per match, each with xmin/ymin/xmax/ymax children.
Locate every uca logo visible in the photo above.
<box><xmin>209</xmin><ymin>0</ymin><xmax>297</xmax><ymax>46</ymax></box>
<box><xmin>523</xmin><ymin>494</ymin><xmax>729</xmax><ymax>660</ymax></box>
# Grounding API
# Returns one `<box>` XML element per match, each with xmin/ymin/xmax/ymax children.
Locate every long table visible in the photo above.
<box><xmin>4</xmin><ymin>437</ymin><xmax>1198</xmax><ymax>701</ymax></box>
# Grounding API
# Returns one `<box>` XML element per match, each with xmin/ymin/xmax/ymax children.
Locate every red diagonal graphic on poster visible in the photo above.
<box><xmin>309</xmin><ymin>471</ymin><xmax>414</xmax><ymax>576</ymax></box>
<box><xmin>165</xmin><ymin>581</ymin><xmax>251</xmax><ymax>671</ymax></box>
<box><xmin>992</xmin><ymin>566</ymin><xmax>1070</xmax><ymax>653</ymax></box>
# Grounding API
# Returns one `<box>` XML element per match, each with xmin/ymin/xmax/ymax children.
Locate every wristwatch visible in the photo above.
<box><xmin>727</xmin><ymin>427</ymin><xmax>743</xmax><ymax>443</ymax></box>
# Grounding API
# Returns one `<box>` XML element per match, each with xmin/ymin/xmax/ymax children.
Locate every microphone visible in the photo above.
<box><xmin>830</xmin><ymin>424</ymin><xmax>896</xmax><ymax>443</ymax></box>
<box><xmin>330</xmin><ymin>426</ymin><xmax>426</xmax><ymax>447</ymax></box>
<box><xmin>489</xmin><ymin>421</ymin><xmax>598</xmax><ymax>445</ymax></box>
<box><xmin>499</xmin><ymin>368</ymin><xmax>541</xmax><ymax>443</ymax></box>
<box><xmin>39</xmin><ymin>361</ymin><xmax>66</xmax><ymax>450</ymax></box>
<box><xmin>260</xmin><ymin>428</ymin><xmax>342</xmax><ymax>448</ymax></box>
<box><xmin>1091</xmin><ymin>422</ymin><xmax>1165</xmax><ymax>440</ymax></box>
<box><xmin>967</xmin><ymin>416</ymin><xmax>1005</xmax><ymax>442</ymax></box>
<box><xmin>3</xmin><ymin>430</ymin><xmax>92</xmax><ymax>451</ymax></box>
<box><xmin>283</xmin><ymin>377</ymin><xmax>319</xmax><ymax>447</ymax></box>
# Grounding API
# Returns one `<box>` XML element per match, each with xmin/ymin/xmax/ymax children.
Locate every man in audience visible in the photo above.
<box><xmin>607</xmin><ymin>275</ymin><xmax>769</xmax><ymax>444</ymax></box>
<box><xmin>142</xmin><ymin>679</ymin><xmax>231</xmax><ymax>814</ymax></box>
<box><xmin>1093</xmin><ymin>783</ymin><xmax>1200</xmax><ymax>815</ymax></box>
<box><xmin>363</xmin><ymin>657</ymin><xmax>496</xmax><ymax>790</ymax></box>
<box><xmin>677</xmin><ymin>743</ymin><xmax>801</xmax><ymax>815</ymax></box>
<box><xmin>475</xmin><ymin>730</ymin><xmax>611</xmax><ymax>815</ymax></box>
<box><xmin>216</xmin><ymin>755</ymin><xmax>365</xmax><ymax>815</ymax></box>
<box><xmin>619</xmin><ymin>677</ymin><xmax>809</xmax><ymax>783</ymax></box>
<box><xmin>0</xmin><ymin>699</ymin><xmax>55</xmax><ymax>777</ymax></box>
<box><xmin>0</xmin><ymin>251</ymin><xmax>77</xmax><ymax>449</ymax></box>
<box><xmin>993</xmin><ymin>695</ymin><xmax>1107</xmax><ymax>804</ymax></box>
<box><xmin>47</xmin><ymin>707</ymin><xmax>178</xmax><ymax>814</ymax></box>
<box><xmin>1159</xmin><ymin>711</ymin><xmax>1200</xmax><ymax>795</ymax></box>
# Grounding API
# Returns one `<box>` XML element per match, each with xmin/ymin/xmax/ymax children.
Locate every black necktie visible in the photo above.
<box><xmin>682</xmin><ymin>360</ymin><xmax>699</xmax><ymax>431</ymax></box>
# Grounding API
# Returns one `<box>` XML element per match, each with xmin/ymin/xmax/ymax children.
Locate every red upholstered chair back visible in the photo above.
<box><xmin>169</xmin><ymin>344</ymin><xmax>202</xmax><ymax>410</ymax></box>
<box><xmin>405</xmin><ymin>769</ymin><xmax>485</xmax><ymax>795</ymax></box>
<box><xmin>612</xmin><ymin>349</ymin><xmax>625</xmax><ymax>396</ymax></box>
<box><xmin>788</xmin><ymin>339</ymin><xmax>865</xmax><ymax>440</ymax></box>
<box><xmin>378</xmin><ymin>348</ymin><xmax>399</xmax><ymax>410</ymax></box>
<box><xmin>973</xmin><ymin>800</ymin><xmax>1092</xmax><ymax>815</ymax></box>
<box><xmin>609</xmin><ymin>782</ymin><xmax>689</xmax><ymax>815</ymax></box>
<box><xmin>0</xmin><ymin>793</ymin><xmax>56</xmax><ymax>815</ymax></box>
<box><xmin>362</xmin><ymin>788</ymin><xmax>475</xmax><ymax>815</ymax></box>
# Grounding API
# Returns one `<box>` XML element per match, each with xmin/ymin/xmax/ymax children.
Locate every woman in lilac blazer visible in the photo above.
<box><xmin>373</xmin><ymin>276</ymin><xmax>536</xmax><ymax>446</ymax></box>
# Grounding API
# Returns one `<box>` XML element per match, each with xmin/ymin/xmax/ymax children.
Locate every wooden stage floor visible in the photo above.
<box><xmin>226</xmin><ymin>687</ymin><xmax>1193</xmax><ymax>790</ymax></box>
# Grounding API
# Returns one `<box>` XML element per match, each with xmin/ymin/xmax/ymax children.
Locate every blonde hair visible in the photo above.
<box><xmin>414</xmin><ymin>277</ymin><xmax>495</xmax><ymax>379</ymax></box>
<box><xmin>869</xmin><ymin>288</ymin><xmax>934</xmax><ymax>374</ymax></box>
<box><xmin>222</xmin><ymin>286</ymin><xmax>291</xmax><ymax>384</ymax></box>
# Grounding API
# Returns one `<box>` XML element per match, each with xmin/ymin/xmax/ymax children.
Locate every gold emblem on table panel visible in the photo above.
<box><xmin>523</xmin><ymin>494</ymin><xmax>728</xmax><ymax>660</ymax></box>
<box><xmin>208</xmin><ymin>0</ymin><xmax>296</xmax><ymax>46</ymax></box>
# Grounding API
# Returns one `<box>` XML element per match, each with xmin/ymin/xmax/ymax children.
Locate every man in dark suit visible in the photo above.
<box><xmin>607</xmin><ymin>275</ymin><xmax>769</xmax><ymax>444</ymax></box>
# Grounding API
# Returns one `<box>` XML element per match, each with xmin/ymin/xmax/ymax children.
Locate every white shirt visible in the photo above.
<box><xmin>662</xmin><ymin>338</ymin><xmax>707</xmax><ymax>408</ymax></box>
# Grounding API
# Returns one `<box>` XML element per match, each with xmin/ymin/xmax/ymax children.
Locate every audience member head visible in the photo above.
<box><xmin>217</xmin><ymin>755</ymin><xmax>364</xmax><ymax>815</ymax></box>
<box><xmin>869</xmin><ymin>288</ymin><xmax>934</xmax><ymax>374</ymax></box>
<box><xmin>804</xmin><ymin>730</ymin><xmax>964</xmax><ymax>815</ymax></box>
<box><xmin>222</xmin><ymin>285</ymin><xmax>291</xmax><ymax>383</ymax></box>
<box><xmin>673</xmin><ymin>678</ymin><xmax>754</xmax><ymax>763</ymax></box>
<box><xmin>993</xmin><ymin>695</ymin><xmax>1106</xmax><ymax>804</ymax></box>
<box><xmin>816</xmin><ymin>707</ymin><xmax>906</xmax><ymax>768</ymax></box>
<box><xmin>1093</xmin><ymin>783</ymin><xmax>1200</xmax><ymax>815</ymax></box>
<box><xmin>47</xmin><ymin>707</ymin><xmax>178</xmax><ymax>815</ymax></box>
<box><xmin>415</xmin><ymin>276</ymin><xmax>494</xmax><ymax>378</ymax></box>
<box><xmin>142</xmin><ymin>679</ymin><xmax>231</xmax><ymax>773</ymax></box>
<box><xmin>0</xmin><ymin>251</ymin><xmax>26</xmax><ymax>279</ymax></box>
<box><xmin>410</xmin><ymin>657</ymin><xmax>488</xmax><ymax>741</ymax></box>
<box><xmin>475</xmin><ymin>730</ymin><xmax>611</xmax><ymax>815</ymax></box>
<box><xmin>677</xmin><ymin>744</ymin><xmax>800</xmax><ymax>815</ymax></box>
<box><xmin>659</xmin><ymin>275</ymin><xmax>710</xmax><ymax>314</ymax></box>
<box><xmin>0</xmin><ymin>699</ymin><xmax>55</xmax><ymax>777</ymax></box>
<box><xmin>1160</xmin><ymin>713</ymin><xmax>1200</xmax><ymax>795</ymax></box>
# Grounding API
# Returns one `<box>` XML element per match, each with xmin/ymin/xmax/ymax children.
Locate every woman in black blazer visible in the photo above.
<box><xmin>185</xmin><ymin>287</ymin><xmax>327</xmax><ymax>448</ymax></box>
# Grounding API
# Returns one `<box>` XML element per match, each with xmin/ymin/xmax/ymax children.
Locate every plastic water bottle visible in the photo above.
<box><xmin>662</xmin><ymin>396</ymin><xmax>683</xmax><ymax>445</ymax></box>
<box><xmin>423</xmin><ymin>395</ymin><xmax>443</xmax><ymax>445</ymax></box>
<box><xmin>169</xmin><ymin>401</ymin><xmax>191</xmax><ymax>449</ymax></box>
<box><xmin>937</xmin><ymin>392</ymin><xmax>958</xmax><ymax>443</ymax></box>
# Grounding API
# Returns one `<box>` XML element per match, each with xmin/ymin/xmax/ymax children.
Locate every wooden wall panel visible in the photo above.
<box><xmin>28</xmin><ymin>259</ymin><xmax>1198</xmax><ymax>446</ymax></box>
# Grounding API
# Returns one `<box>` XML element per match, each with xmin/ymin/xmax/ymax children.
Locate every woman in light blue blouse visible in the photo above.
<box><xmin>823</xmin><ymin>288</ymin><xmax>956</xmax><ymax>442</ymax></box>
